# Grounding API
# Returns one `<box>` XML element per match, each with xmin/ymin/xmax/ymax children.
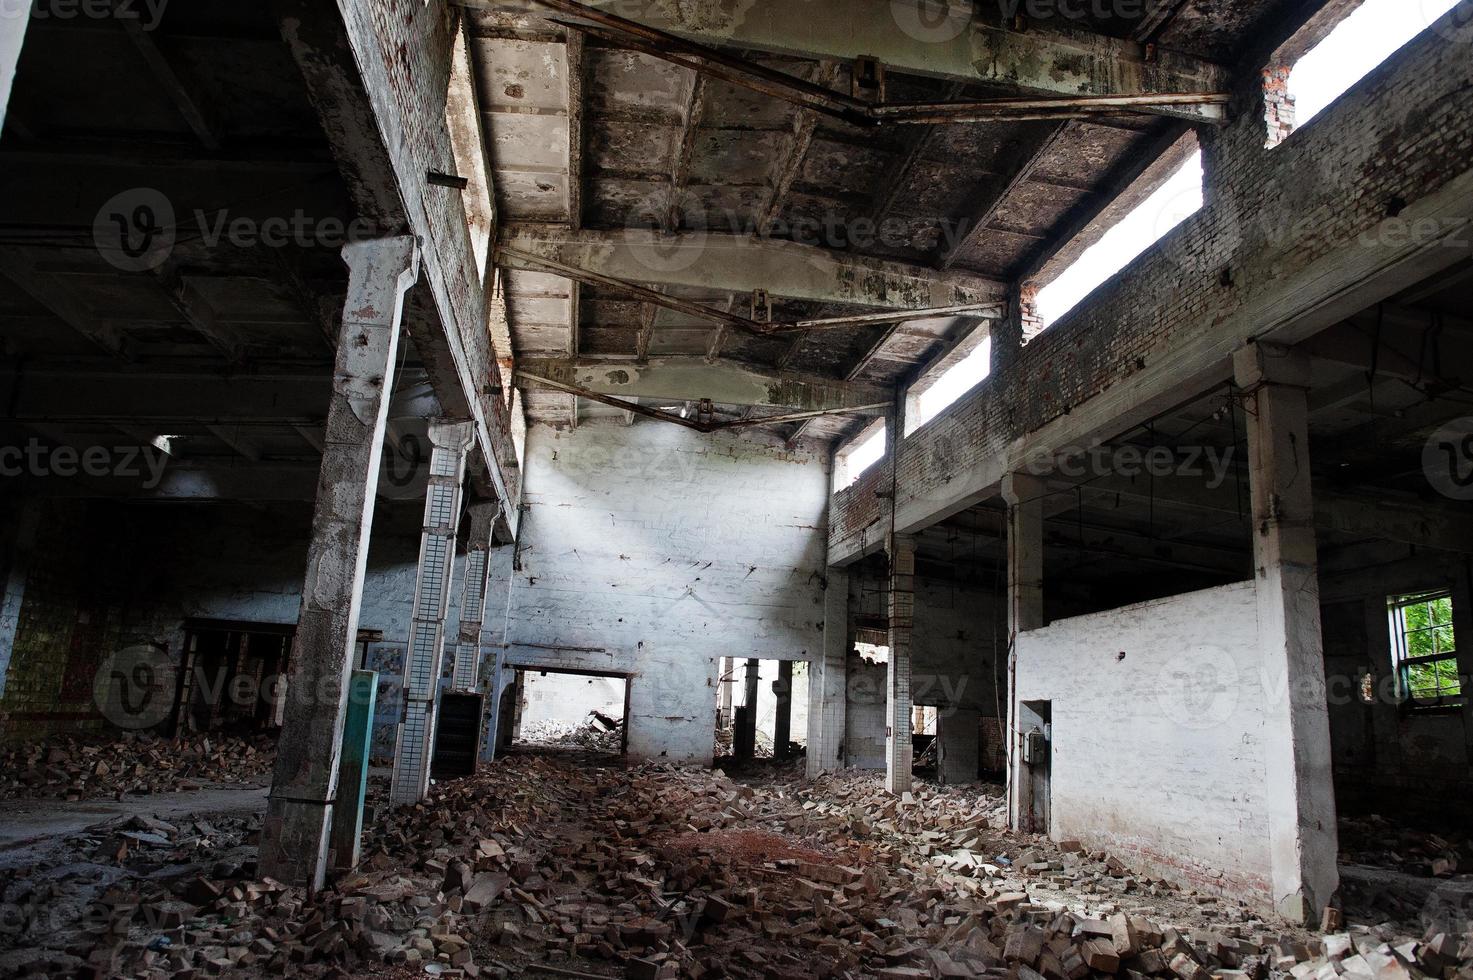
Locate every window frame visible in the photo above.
<box><xmin>1387</xmin><ymin>589</ymin><xmax>1464</xmax><ymax>708</ymax></box>
<box><xmin>833</xmin><ymin>418</ymin><xmax>886</xmax><ymax>493</ymax></box>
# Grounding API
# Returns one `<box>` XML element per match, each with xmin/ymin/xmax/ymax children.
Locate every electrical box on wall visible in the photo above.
<box><xmin>1022</xmin><ymin>730</ymin><xmax>1047</xmax><ymax>766</ymax></box>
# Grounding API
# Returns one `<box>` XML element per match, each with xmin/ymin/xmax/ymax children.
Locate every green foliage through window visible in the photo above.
<box><xmin>1389</xmin><ymin>591</ymin><xmax>1462</xmax><ymax>704</ymax></box>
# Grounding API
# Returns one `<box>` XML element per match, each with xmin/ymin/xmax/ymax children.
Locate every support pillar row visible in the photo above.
<box><xmin>260</xmin><ymin>236</ymin><xmax>420</xmax><ymax>890</ymax></box>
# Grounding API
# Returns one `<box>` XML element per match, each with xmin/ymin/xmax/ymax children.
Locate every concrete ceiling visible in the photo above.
<box><xmin>469</xmin><ymin>0</ymin><xmax>1288</xmax><ymax>445</ymax></box>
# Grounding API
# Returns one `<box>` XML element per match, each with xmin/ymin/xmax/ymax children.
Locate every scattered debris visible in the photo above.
<box><xmin>0</xmin><ymin>732</ymin><xmax>275</xmax><ymax>802</ymax></box>
<box><xmin>3</xmin><ymin>750</ymin><xmax>1472</xmax><ymax>979</ymax></box>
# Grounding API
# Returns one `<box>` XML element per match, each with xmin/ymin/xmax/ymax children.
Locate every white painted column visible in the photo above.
<box><xmin>885</xmin><ymin>532</ymin><xmax>915</xmax><ymax>795</ymax></box>
<box><xmin>0</xmin><ymin>7</ymin><xmax>29</xmax><ymax>133</ymax></box>
<box><xmin>390</xmin><ymin>418</ymin><xmax>474</xmax><ymax>805</ymax></box>
<box><xmin>451</xmin><ymin>502</ymin><xmax>500</xmax><ymax>690</ymax></box>
<box><xmin>1234</xmin><ymin>342</ymin><xmax>1339</xmax><ymax>925</ymax></box>
<box><xmin>806</xmin><ymin>566</ymin><xmax>849</xmax><ymax>778</ymax></box>
<box><xmin>260</xmin><ymin>236</ymin><xmax>419</xmax><ymax>890</ymax></box>
<box><xmin>1002</xmin><ymin>471</ymin><xmax>1046</xmax><ymax>830</ymax></box>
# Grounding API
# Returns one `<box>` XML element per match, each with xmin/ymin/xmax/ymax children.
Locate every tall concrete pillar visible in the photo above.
<box><xmin>885</xmin><ymin>532</ymin><xmax>916</xmax><ymax>795</ymax></box>
<box><xmin>1234</xmin><ymin>342</ymin><xmax>1338</xmax><ymax>925</ymax></box>
<box><xmin>260</xmin><ymin>236</ymin><xmax>419</xmax><ymax>890</ymax></box>
<box><xmin>937</xmin><ymin>707</ymin><xmax>981</xmax><ymax>785</ymax></box>
<box><xmin>807</xmin><ymin>567</ymin><xmax>849</xmax><ymax>778</ymax></box>
<box><xmin>1002</xmin><ymin>471</ymin><xmax>1046</xmax><ymax>830</ymax></box>
<box><xmin>389</xmin><ymin>418</ymin><xmax>474</xmax><ymax>805</ymax></box>
<box><xmin>773</xmin><ymin>660</ymin><xmax>793</xmax><ymax>760</ymax></box>
<box><xmin>451</xmin><ymin>502</ymin><xmax>500</xmax><ymax>691</ymax></box>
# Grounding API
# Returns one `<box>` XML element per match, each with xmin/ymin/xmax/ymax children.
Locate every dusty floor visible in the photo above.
<box><xmin>0</xmin><ymin>747</ymin><xmax>1469</xmax><ymax>978</ymax></box>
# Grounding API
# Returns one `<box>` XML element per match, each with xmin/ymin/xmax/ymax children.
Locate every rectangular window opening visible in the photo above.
<box><xmin>1273</xmin><ymin>0</ymin><xmax>1465</xmax><ymax>147</ymax></box>
<box><xmin>834</xmin><ymin>420</ymin><xmax>886</xmax><ymax>491</ymax></box>
<box><xmin>905</xmin><ymin>326</ymin><xmax>992</xmax><ymax>435</ymax></box>
<box><xmin>1034</xmin><ymin>149</ymin><xmax>1203</xmax><ymax>331</ymax></box>
<box><xmin>1388</xmin><ymin>590</ymin><xmax>1463</xmax><ymax>706</ymax></box>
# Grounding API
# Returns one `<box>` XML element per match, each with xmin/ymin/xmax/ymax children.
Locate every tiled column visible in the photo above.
<box><xmin>1002</xmin><ymin>471</ymin><xmax>1046</xmax><ymax>830</ymax></box>
<box><xmin>885</xmin><ymin>532</ymin><xmax>916</xmax><ymax>795</ymax></box>
<box><xmin>807</xmin><ymin>567</ymin><xmax>849</xmax><ymax>778</ymax></box>
<box><xmin>260</xmin><ymin>237</ymin><xmax>419</xmax><ymax>889</ymax></box>
<box><xmin>450</xmin><ymin>502</ymin><xmax>500</xmax><ymax>691</ymax></box>
<box><xmin>1235</xmin><ymin>342</ymin><xmax>1338</xmax><ymax>925</ymax></box>
<box><xmin>389</xmin><ymin>418</ymin><xmax>474</xmax><ymax>805</ymax></box>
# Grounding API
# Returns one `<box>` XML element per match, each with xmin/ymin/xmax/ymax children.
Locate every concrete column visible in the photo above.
<box><xmin>1234</xmin><ymin>342</ymin><xmax>1338</xmax><ymax>925</ymax></box>
<box><xmin>389</xmin><ymin>418</ymin><xmax>474</xmax><ymax>805</ymax></box>
<box><xmin>260</xmin><ymin>236</ymin><xmax>419</xmax><ymax>890</ymax></box>
<box><xmin>807</xmin><ymin>567</ymin><xmax>849</xmax><ymax>778</ymax></box>
<box><xmin>451</xmin><ymin>502</ymin><xmax>500</xmax><ymax>691</ymax></box>
<box><xmin>937</xmin><ymin>706</ymin><xmax>981</xmax><ymax>785</ymax></box>
<box><xmin>718</xmin><ymin>656</ymin><xmax>734</xmax><ymax>729</ymax></box>
<box><xmin>885</xmin><ymin>532</ymin><xmax>916</xmax><ymax>795</ymax></box>
<box><xmin>773</xmin><ymin>660</ymin><xmax>793</xmax><ymax>760</ymax></box>
<box><xmin>1002</xmin><ymin>471</ymin><xmax>1046</xmax><ymax>830</ymax></box>
<box><xmin>1</xmin><ymin>8</ymin><xmax>29</xmax><ymax>133</ymax></box>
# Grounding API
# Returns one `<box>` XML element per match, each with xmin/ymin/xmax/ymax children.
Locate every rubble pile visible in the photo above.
<box><xmin>519</xmin><ymin>712</ymin><xmax>623</xmax><ymax>753</ymax></box>
<box><xmin>1340</xmin><ymin>815</ymin><xmax>1470</xmax><ymax>878</ymax></box>
<box><xmin>4</xmin><ymin>751</ymin><xmax>1473</xmax><ymax>979</ymax></box>
<box><xmin>0</xmin><ymin>732</ymin><xmax>275</xmax><ymax>801</ymax></box>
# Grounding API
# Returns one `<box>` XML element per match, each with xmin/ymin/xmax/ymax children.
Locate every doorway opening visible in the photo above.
<box><xmin>714</xmin><ymin>657</ymin><xmax>808</xmax><ymax>765</ymax></box>
<box><xmin>174</xmin><ymin>620</ymin><xmax>293</xmax><ymax>734</ymax></box>
<box><xmin>507</xmin><ymin>668</ymin><xmax>630</xmax><ymax>756</ymax></box>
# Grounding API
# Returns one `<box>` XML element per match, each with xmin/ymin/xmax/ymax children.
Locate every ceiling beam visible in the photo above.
<box><xmin>938</xmin><ymin>122</ymin><xmax>1070</xmax><ymax>270</ymax></box>
<box><xmin>475</xmin><ymin>0</ymin><xmax>1230</xmax><ymax>123</ymax></box>
<box><xmin>757</xmin><ymin>62</ymin><xmax>839</xmax><ymax>238</ymax></box>
<box><xmin>151</xmin><ymin>262</ymin><xmax>248</xmax><ymax>361</ymax></box>
<box><xmin>869</xmin><ymin>82</ymin><xmax>966</xmax><ymax>231</ymax></box>
<box><xmin>666</xmin><ymin>72</ymin><xmax>708</xmax><ymax>233</ymax></box>
<box><xmin>500</xmin><ymin>227</ymin><xmax>1003</xmax><ymax>309</ymax></box>
<box><xmin>0</xmin><ymin>247</ymin><xmax>129</xmax><ymax>358</ymax></box>
<box><xmin>565</xmin><ymin>29</ymin><xmax>585</xmax><ymax>230</ymax></box>
<box><xmin>118</xmin><ymin>9</ymin><xmax>223</xmax><ymax>150</ymax></box>
<box><xmin>517</xmin><ymin>356</ymin><xmax>893</xmax><ymax>412</ymax></box>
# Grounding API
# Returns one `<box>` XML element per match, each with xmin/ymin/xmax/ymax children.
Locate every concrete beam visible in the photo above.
<box><xmin>516</xmin><ymin>357</ymin><xmax>892</xmax><ymax>413</ymax></box>
<box><xmin>481</xmin><ymin>0</ymin><xmax>1228</xmax><ymax>122</ymax></box>
<box><xmin>500</xmin><ymin>226</ymin><xmax>1003</xmax><ymax>309</ymax></box>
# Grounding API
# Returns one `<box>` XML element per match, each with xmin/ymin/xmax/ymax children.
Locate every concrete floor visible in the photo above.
<box><xmin>0</xmin><ymin>784</ymin><xmax>268</xmax><ymax>871</ymax></box>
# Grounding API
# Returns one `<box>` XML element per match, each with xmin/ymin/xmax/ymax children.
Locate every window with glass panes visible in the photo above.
<box><xmin>1388</xmin><ymin>591</ymin><xmax>1462</xmax><ymax>704</ymax></box>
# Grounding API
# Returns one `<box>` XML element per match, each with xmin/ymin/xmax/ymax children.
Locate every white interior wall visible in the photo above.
<box><xmin>1014</xmin><ymin>580</ymin><xmax>1271</xmax><ymax>904</ymax></box>
<box><xmin>503</xmin><ymin>422</ymin><xmax>829</xmax><ymax>764</ymax></box>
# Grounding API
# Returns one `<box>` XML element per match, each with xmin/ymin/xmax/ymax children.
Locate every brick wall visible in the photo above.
<box><xmin>831</xmin><ymin>16</ymin><xmax>1473</xmax><ymax>557</ymax></box>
